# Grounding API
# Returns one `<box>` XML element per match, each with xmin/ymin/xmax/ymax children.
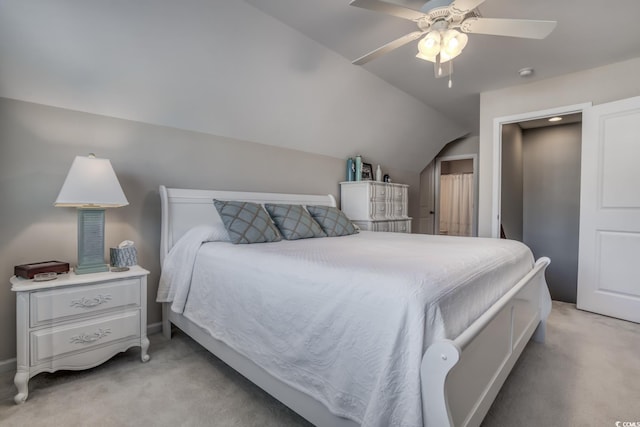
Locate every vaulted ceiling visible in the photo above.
<box><xmin>246</xmin><ymin>0</ymin><xmax>640</xmax><ymax>132</ymax></box>
<box><xmin>2</xmin><ymin>1</ymin><xmax>640</xmax><ymax>173</ymax></box>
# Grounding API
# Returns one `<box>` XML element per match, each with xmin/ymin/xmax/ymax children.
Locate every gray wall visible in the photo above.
<box><xmin>0</xmin><ymin>97</ymin><xmax>419</xmax><ymax>362</ymax></box>
<box><xmin>522</xmin><ymin>123</ymin><xmax>582</xmax><ymax>303</ymax></box>
<box><xmin>500</xmin><ymin>124</ymin><xmax>524</xmax><ymax>241</ymax></box>
<box><xmin>435</xmin><ymin>135</ymin><xmax>479</xmax><ymax>158</ymax></box>
<box><xmin>478</xmin><ymin>57</ymin><xmax>640</xmax><ymax>237</ymax></box>
<box><xmin>0</xmin><ymin>0</ymin><xmax>466</xmax><ymax>174</ymax></box>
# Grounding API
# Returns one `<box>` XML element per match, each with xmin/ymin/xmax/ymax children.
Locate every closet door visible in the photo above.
<box><xmin>577</xmin><ymin>96</ymin><xmax>640</xmax><ymax>323</ymax></box>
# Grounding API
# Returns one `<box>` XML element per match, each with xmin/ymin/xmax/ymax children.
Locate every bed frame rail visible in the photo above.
<box><xmin>422</xmin><ymin>257</ymin><xmax>550</xmax><ymax>427</ymax></box>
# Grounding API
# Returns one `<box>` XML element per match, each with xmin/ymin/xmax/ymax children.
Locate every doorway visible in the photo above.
<box><xmin>435</xmin><ymin>155</ymin><xmax>478</xmax><ymax>237</ymax></box>
<box><xmin>498</xmin><ymin>112</ymin><xmax>583</xmax><ymax>303</ymax></box>
<box><xmin>494</xmin><ymin>98</ymin><xmax>640</xmax><ymax>322</ymax></box>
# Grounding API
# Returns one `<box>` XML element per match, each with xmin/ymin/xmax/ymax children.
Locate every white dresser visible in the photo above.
<box><xmin>10</xmin><ymin>266</ymin><xmax>150</xmax><ymax>404</ymax></box>
<box><xmin>340</xmin><ymin>181</ymin><xmax>412</xmax><ymax>233</ymax></box>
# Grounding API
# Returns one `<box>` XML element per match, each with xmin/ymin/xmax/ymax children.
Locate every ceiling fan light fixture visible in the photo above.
<box><xmin>442</xmin><ymin>29</ymin><xmax>468</xmax><ymax>59</ymax></box>
<box><xmin>417</xmin><ymin>31</ymin><xmax>441</xmax><ymax>58</ymax></box>
<box><xmin>416</xmin><ymin>52</ymin><xmax>436</xmax><ymax>62</ymax></box>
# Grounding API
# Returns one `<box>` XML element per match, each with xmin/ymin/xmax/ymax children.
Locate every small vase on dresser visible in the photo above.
<box><xmin>340</xmin><ymin>181</ymin><xmax>412</xmax><ymax>233</ymax></box>
<box><xmin>10</xmin><ymin>265</ymin><xmax>150</xmax><ymax>404</ymax></box>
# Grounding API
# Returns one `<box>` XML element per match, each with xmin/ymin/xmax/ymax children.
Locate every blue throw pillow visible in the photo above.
<box><xmin>264</xmin><ymin>204</ymin><xmax>327</xmax><ymax>240</ymax></box>
<box><xmin>306</xmin><ymin>205</ymin><xmax>358</xmax><ymax>237</ymax></box>
<box><xmin>213</xmin><ymin>200</ymin><xmax>282</xmax><ymax>244</ymax></box>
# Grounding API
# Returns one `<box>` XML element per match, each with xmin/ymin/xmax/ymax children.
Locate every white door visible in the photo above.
<box><xmin>577</xmin><ymin>96</ymin><xmax>640</xmax><ymax>323</ymax></box>
<box><xmin>419</xmin><ymin>160</ymin><xmax>436</xmax><ymax>234</ymax></box>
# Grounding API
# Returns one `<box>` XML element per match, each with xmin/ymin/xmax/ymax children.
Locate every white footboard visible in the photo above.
<box><xmin>421</xmin><ymin>257</ymin><xmax>551</xmax><ymax>427</ymax></box>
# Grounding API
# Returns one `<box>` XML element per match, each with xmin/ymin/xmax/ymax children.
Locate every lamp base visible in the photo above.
<box><xmin>76</xmin><ymin>209</ymin><xmax>109</xmax><ymax>275</ymax></box>
<box><xmin>75</xmin><ymin>263</ymin><xmax>109</xmax><ymax>275</ymax></box>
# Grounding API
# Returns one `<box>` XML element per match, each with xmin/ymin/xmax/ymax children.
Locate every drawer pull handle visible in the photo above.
<box><xmin>70</xmin><ymin>328</ymin><xmax>111</xmax><ymax>345</ymax></box>
<box><xmin>70</xmin><ymin>294</ymin><xmax>112</xmax><ymax>309</ymax></box>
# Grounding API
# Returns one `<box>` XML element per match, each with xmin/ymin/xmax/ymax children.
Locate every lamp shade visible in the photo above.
<box><xmin>54</xmin><ymin>155</ymin><xmax>129</xmax><ymax>207</ymax></box>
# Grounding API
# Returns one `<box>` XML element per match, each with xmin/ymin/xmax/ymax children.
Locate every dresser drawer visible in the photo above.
<box><xmin>370</xmin><ymin>202</ymin><xmax>388</xmax><ymax>219</ymax></box>
<box><xmin>393</xmin><ymin>220</ymin><xmax>412</xmax><ymax>233</ymax></box>
<box><xmin>30</xmin><ymin>279</ymin><xmax>141</xmax><ymax>327</ymax></box>
<box><xmin>30</xmin><ymin>310</ymin><xmax>140</xmax><ymax>365</ymax></box>
<box><xmin>390</xmin><ymin>202</ymin><xmax>406</xmax><ymax>218</ymax></box>
<box><xmin>392</xmin><ymin>185</ymin><xmax>405</xmax><ymax>202</ymax></box>
<box><xmin>371</xmin><ymin>183</ymin><xmax>390</xmax><ymax>201</ymax></box>
<box><xmin>371</xmin><ymin>221</ymin><xmax>390</xmax><ymax>232</ymax></box>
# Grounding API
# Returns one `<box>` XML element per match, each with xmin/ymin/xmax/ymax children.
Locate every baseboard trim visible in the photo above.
<box><xmin>147</xmin><ymin>321</ymin><xmax>162</xmax><ymax>335</ymax></box>
<box><xmin>0</xmin><ymin>357</ymin><xmax>16</xmax><ymax>374</ymax></box>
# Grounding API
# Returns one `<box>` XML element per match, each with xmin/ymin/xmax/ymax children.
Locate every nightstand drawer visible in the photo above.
<box><xmin>30</xmin><ymin>279</ymin><xmax>141</xmax><ymax>327</ymax></box>
<box><xmin>30</xmin><ymin>310</ymin><xmax>140</xmax><ymax>365</ymax></box>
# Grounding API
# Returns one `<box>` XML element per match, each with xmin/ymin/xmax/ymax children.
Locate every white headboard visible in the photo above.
<box><xmin>159</xmin><ymin>185</ymin><xmax>337</xmax><ymax>265</ymax></box>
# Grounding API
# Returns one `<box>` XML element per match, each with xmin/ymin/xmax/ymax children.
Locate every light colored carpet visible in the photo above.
<box><xmin>0</xmin><ymin>301</ymin><xmax>638</xmax><ymax>426</ymax></box>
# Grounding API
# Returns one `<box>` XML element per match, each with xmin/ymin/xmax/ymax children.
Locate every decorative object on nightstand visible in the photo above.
<box><xmin>110</xmin><ymin>240</ymin><xmax>138</xmax><ymax>271</ymax></box>
<box><xmin>375</xmin><ymin>164</ymin><xmax>382</xmax><ymax>182</ymax></box>
<box><xmin>14</xmin><ymin>261</ymin><xmax>70</xmax><ymax>279</ymax></box>
<box><xmin>11</xmin><ymin>266</ymin><xmax>151</xmax><ymax>404</ymax></box>
<box><xmin>340</xmin><ymin>181</ymin><xmax>412</xmax><ymax>233</ymax></box>
<box><xmin>54</xmin><ymin>154</ymin><xmax>129</xmax><ymax>275</ymax></box>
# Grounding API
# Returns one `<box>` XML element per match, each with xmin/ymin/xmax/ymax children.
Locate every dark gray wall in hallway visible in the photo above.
<box><xmin>523</xmin><ymin>123</ymin><xmax>582</xmax><ymax>303</ymax></box>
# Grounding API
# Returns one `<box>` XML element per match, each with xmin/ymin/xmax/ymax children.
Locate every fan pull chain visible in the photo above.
<box><xmin>448</xmin><ymin>60</ymin><xmax>453</xmax><ymax>88</ymax></box>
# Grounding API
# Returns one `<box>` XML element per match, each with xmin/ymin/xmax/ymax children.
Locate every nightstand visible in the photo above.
<box><xmin>10</xmin><ymin>266</ymin><xmax>150</xmax><ymax>404</ymax></box>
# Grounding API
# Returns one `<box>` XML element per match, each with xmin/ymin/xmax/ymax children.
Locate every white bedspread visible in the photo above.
<box><xmin>158</xmin><ymin>229</ymin><xmax>549</xmax><ymax>427</ymax></box>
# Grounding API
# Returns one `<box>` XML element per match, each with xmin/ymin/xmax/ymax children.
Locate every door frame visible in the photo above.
<box><xmin>435</xmin><ymin>154</ymin><xmax>478</xmax><ymax>237</ymax></box>
<box><xmin>491</xmin><ymin>102</ymin><xmax>592</xmax><ymax>238</ymax></box>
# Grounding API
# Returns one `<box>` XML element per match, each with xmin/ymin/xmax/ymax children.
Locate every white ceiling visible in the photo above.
<box><xmin>245</xmin><ymin>0</ymin><xmax>640</xmax><ymax>132</ymax></box>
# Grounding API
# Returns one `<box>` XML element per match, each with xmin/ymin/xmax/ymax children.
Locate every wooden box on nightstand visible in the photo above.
<box><xmin>10</xmin><ymin>265</ymin><xmax>150</xmax><ymax>404</ymax></box>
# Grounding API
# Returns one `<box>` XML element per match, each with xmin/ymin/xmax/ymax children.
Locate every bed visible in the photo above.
<box><xmin>157</xmin><ymin>185</ymin><xmax>551</xmax><ymax>427</ymax></box>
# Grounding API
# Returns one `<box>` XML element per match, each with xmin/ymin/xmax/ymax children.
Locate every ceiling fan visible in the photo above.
<box><xmin>350</xmin><ymin>0</ymin><xmax>557</xmax><ymax>85</ymax></box>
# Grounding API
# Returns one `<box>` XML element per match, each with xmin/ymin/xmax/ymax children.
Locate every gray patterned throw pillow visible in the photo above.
<box><xmin>264</xmin><ymin>204</ymin><xmax>326</xmax><ymax>240</ymax></box>
<box><xmin>306</xmin><ymin>205</ymin><xmax>358</xmax><ymax>237</ymax></box>
<box><xmin>213</xmin><ymin>200</ymin><xmax>282</xmax><ymax>244</ymax></box>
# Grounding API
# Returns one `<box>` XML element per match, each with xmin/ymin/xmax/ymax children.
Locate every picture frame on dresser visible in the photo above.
<box><xmin>361</xmin><ymin>162</ymin><xmax>373</xmax><ymax>180</ymax></box>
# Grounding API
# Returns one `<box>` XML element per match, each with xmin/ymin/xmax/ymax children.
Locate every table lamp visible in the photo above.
<box><xmin>54</xmin><ymin>154</ymin><xmax>129</xmax><ymax>274</ymax></box>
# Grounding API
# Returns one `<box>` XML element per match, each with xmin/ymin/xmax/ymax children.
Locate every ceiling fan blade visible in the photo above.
<box><xmin>349</xmin><ymin>0</ymin><xmax>426</xmax><ymax>21</ymax></box>
<box><xmin>461</xmin><ymin>17</ymin><xmax>557</xmax><ymax>39</ymax></box>
<box><xmin>353</xmin><ymin>31</ymin><xmax>424</xmax><ymax>65</ymax></box>
<box><xmin>449</xmin><ymin>0</ymin><xmax>486</xmax><ymax>14</ymax></box>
